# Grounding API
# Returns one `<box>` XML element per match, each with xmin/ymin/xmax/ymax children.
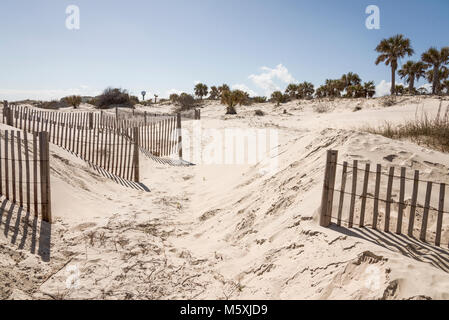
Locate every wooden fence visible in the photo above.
<box><xmin>2</xmin><ymin>102</ymin><xmax>184</xmax><ymax>183</ymax></box>
<box><xmin>0</xmin><ymin>130</ymin><xmax>51</xmax><ymax>222</ymax></box>
<box><xmin>320</xmin><ymin>150</ymin><xmax>449</xmax><ymax>248</ymax></box>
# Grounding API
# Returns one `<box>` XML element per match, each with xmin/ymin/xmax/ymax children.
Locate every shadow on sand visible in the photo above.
<box><xmin>0</xmin><ymin>198</ymin><xmax>51</xmax><ymax>262</ymax></box>
<box><xmin>329</xmin><ymin>224</ymin><xmax>449</xmax><ymax>273</ymax></box>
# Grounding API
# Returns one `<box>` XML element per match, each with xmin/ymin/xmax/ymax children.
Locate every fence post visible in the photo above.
<box><xmin>177</xmin><ymin>113</ymin><xmax>183</xmax><ymax>159</ymax></box>
<box><xmin>133</xmin><ymin>127</ymin><xmax>140</xmax><ymax>182</ymax></box>
<box><xmin>3</xmin><ymin>100</ymin><xmax>8</xmax><ymax>124</ymax></box>
<box><xmin>88</xmin><ymin>112</ymin><xmax>93</xmax><ymax>129</ymax></box>
<box><xmin>320</xmin><ymin>150</ymin><xmax>338</xmax><ymax>227</ymax></box>
<box><xmin>144</xmin><ymin>111</ymin><xmax>147</xmax><ymax>125</ymax></box>
<box><xmin>115</xmin><ymin>107</ymin><xmax>118</xmax><ymax>119</ymax></box>
<box><xmin>39</xmin><ymin>132</ymin><xmax>52</xmax><ymax>223</ymax></box>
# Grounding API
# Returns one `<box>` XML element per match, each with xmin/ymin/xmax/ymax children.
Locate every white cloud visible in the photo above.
<box><xmin>374</xmin><ymin>80</ymin><xmax>405</xmax><ymax>97</ymax></box>
<box><xmin>418</xmin><ymin>83</ymin><xmax>432</xmax><ymax>94</ymax></box>
<box><xmin>249</xmin><ymin>64</ymin><xmax>297</xmax><ymax>96</ymax></box>
<box><xmin>231</xmin><ymin>84</ymin><xmax>257</xmax><ymax>97</ymax></box>
<box><xmin>0</xmin><ymin>86</ymin><xmax>101</xmax><ymax>101</ymax></box>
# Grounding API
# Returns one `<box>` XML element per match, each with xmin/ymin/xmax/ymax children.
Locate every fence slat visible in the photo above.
<box><xmin>348</xmin><ymin>160</ymin><xmax>358</xmax><ymax>228</ymax></box>
<box><xmin>24</xmin><ymin>133</ymin><xmax>31</xmax><ymax>213</ymax></box>
<box><xmin>39</xmin><ymin>132</ymin><xmax>51</xmax><ymax>223</ymax></box>
<box><xmin>408</xmin><ymin>170</ymin><xmax>420</xmax><ymax>237</ymax></box>
<box><xmin>336</xmin><ymin>161</ymin><xmax>348</xmax><ymax>226</ymax></box>
<box><xmin>396</xmin><ymin>167</ymin><xmax>406</xmax><ymax>235</ymax></box>
<box><xmin>17</xmin><ymin>131</ymin><xmax>23</xmax><ymax>208</ymax></box>
<box><xmin>435</xmin><ymin>183</ymin><xmax>445</xmax><ymax>247</ymax></box>
<box><xmin>419</xmin><ymin>181</ymin><xmax>432</xmax><ymax>242</ymax></box>
<box><xmin>33</xmin><ymin>133</ymin><xmax>38</xmax><ymax>216</ymax></box>
<box><xmin>11</xmin><ymin>131</ymin><xmax>16</xmax><ymax>204</ymax></box>
<box><xmin>384</xmin><ymin>167</ymin><xmax>395</xmax><ymax>233</ymax></box>
<box><xmin>4</xmin><ymin>131</ymin><xmax>9</xmax><ymax>200</ymax></box>
<box><xmin>359</xmin><ymin>163</ymin><xmax>370</xmax><ymax>227</ymax></box>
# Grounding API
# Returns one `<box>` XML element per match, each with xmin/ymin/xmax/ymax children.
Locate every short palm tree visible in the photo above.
<box><xmin>363</xmin><ymin>81</ymin><xmax>376</xmax><ymax>98</ymax></box>
<box><xmin>285</xmin><ymin>83</ymin><xmax>299</xmax><ymax>99</ymax></box>
<box><xmin>421</xmin><ymin>47</ymin><xmax>449</xmax><ymax>94</ymax></box>
<box><xmin>398</xmin><ymin>61</ymin><xmax>427</xmax><ymax>94</ymax></box>
<box><xmin>194</xmin><ymin>83</ymin><xmax>208</xmax><ymax>100</ymax></box>
<box><xmin>209</xmin><ymin>86</ymin><xmax>220</xmax><ymax>100</ymax></box>
<box><xmin>298</xmin><ymin>82</ymin><xmax>315</xmax><ymax>98</ymax></box>
<box><xmin>375</xmin><ymin>34</ymin><xmax>414</xmax><ymax>95</ymax></box>
<box><xmin>422</xmin><ymin>47</ymin><xmax>449</xmax><ymax>94</ymax></box>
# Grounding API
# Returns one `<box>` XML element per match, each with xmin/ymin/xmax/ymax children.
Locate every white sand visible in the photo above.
<box><xmin>1</xmin><ymin>96</ymin><xmax>449</xmax><ymax>300</ymax></box>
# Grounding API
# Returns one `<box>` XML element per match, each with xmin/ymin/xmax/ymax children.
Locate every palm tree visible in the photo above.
<box><xmin>421</xmin><ymin>47</ymin><xmax>449</xmax><ymax>95</ymax></box>
<box><xmin>271</xmin><ymin>91</ymin><xmax>285</xmax><ymax>106</ymax></box>
<box><xmin>375</xmin><ymin>34</ymin><xmax>414</xmax><ymax>95</ymax></box>
<box><xmin>363</xmin><ymin>81</ymin><xmax>376</xmax><ymax>98</ymax></box>
<box><xmin>285</xmin><ymin>83</ymin><xmax>299</xmax><ymax>99</ymax></box>
<box><xmin>398</xmin><ymin>61</ymin><xmax>427</xmax><ymax>94</ymax></box>
<box><xmin>221</xmin><ymin>90</ymin><xmax>238</xmax><ymax>114</ymax></box>
<box><xmin>298</xmin><ymin>82</ymin><xmax>315</xmax><ymax>99</ymax></box>
<box><xmin>194</xmin><ymin>83</ymin><xmax>208</xmax><ymax>100</ymax></box>
<box><xmin>209</xmin><ymin>86</ymin><xmax>220</xmax><ymax>100</ymax></box>
<box><xmin>341</xmin><ymin>72</ymin><xmax>361</xmax><ymax>90</ymax></box>
<box><xmin>218</xmin><ymin>84</ymin><xmax>230</xmax><ymax>97</ymax></box>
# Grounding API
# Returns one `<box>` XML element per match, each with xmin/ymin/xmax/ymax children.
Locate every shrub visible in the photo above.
<box><xmin>169</xmin><ymin>93</ymin><xmax>179</xmax><ymax>104</ymax></box>
<box><xmin>177</xmin><ymin>93</ymin><xmax>196</xmax><ymax>111</ymax></box>
<box><xmin>38</xmin><ymin>100</ymin><xmax>70</xmax><ymax>110</ymax></box>
<box><xmin>252</xmin><ymin>96</ymin><xmax>267</xmax><ymax>103</ymax></box>
<box><xmin>95</xmin><ymin>87</ymin><xmax>137</xmax><ymax>109</ymax></box>
<box><xmin>271</xmin><ymin>91</ymin><xmax>288</xmax><ymax>106</ymax></box>
<box><xmin>254</xmin><ymin>109</ymin><xmax>265</xmax><ymax>116</ymax></box>
<box><xmin>313</xmin><ymin>102</ymin><xmax>332</xmax><ymax>113</ymax></box>
<box><xmin>61</xmin><ymin>95</ymin><xmax>82</xmax><ymax>108</ymax></box>
<box><xmin>364</xmin><ymin>102</ymin><xmax>449</xmax><ymax>152</ymax></box>
<box><xmin>221</xmin><ymin>90</ymin><xmax>238</xmax><ymax>114</ymax></box>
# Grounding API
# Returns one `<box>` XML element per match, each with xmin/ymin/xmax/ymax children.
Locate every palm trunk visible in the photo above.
<box><xmin>409</xmin><ymin>77</ymin><xmax>415</xmax><ymax>95</ymax></box>
<box><xmin>433</xmin><ymin>66</ymin><xmax>439</xmax><ymax>95</ymax></box>
<box><xmin>391</xmin><ymin>66</ymin><xmax>396</xmax><ymax>95</ymax></box>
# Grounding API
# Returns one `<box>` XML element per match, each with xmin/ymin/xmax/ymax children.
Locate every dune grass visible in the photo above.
<box><xmin>365</xmin><ymin>101</ymin><xmax>449</xmax><ymax>152</ymax></box>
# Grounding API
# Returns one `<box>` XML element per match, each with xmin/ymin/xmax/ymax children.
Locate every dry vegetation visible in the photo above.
<box><xmin>365</xmin><ymin>101</ymin><xmax>449</xmax><ymax>152</ymax></box>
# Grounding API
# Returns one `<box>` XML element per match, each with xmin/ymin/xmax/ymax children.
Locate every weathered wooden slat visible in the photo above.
<box><xmin>359</xmin><ymin>163</ymin><xmax>370</xmax><ymax>227</ymax></box>
<box><xmin>384</xmin><ymin>167</ymin><xmax>395</xmax><ymax>233</ymax></box>
<box><xmin>39</xmin><ymin>132</ymin><xmax>51</xmax><ymax>223</ymax></box>
<box><xmin>348</xmin><ymin>160</ymin><xmax>358</xmax><ymax>228</ymax></box>
<box><xmin>24</xmin><ymin>133</ymin><xmax>31</xmax><ymax>213</ymax></box>
<box><xmin>435</xmin><ymin>183</ymin><xmax>445</xmax><ymax>247</ymax></box>
<box><xmin>11</xmin><ymin>131</ymin><xmax>17</xmax><ymax>204</ymax></box>
<box><xmin>336</xmin><ymin>161</ymin><xmax>348</xmax><ymax>226</ymax></box>
<box><xmin>396</xmin><ymin>167</ymin><xmax>406</xmax><ymax>234</ymax></box>
<box><xmin>33</xmin><ymin>133</ymin><xmax>38</xmax><ymax>216</ymax></box>
<box><xmin>408</xmin><ymin>170</ymin><xmax>420</xmax><ymax>237</ymax></box>
<box><xmin>17</xmin><ymin>132</ymin><xmax>23</xmax><ymax>208</ymax></box>
<box><xmin>419</xmin><ymin>181</ymin><xmax>433</xmax><ymax>242</ymax></box>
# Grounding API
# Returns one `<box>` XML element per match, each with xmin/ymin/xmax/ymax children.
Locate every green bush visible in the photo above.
<box><xmin>252</xmin><ymin>96</ymin><xmax>267</xmax><ymax>103</ymax></box>
<box><xmin>61</xmin><ymin>95</ymin><xmax>82</xmax><ymax>108</ymax></box>
<box><xmin>95</xmin><ymin>87</ymin><xmax>137</xmax><ymax>109</ymax></box>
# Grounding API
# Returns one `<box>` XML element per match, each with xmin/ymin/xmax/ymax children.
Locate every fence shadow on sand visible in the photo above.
<box><xmin>0</xmin><ymin>198</ymin><xmax>51</xmax><ymax>262</ymax></box>
<box><xmin>329</xmin><ymin>224</ymin><xmax>449</xmax><ymax>273</ymax></box>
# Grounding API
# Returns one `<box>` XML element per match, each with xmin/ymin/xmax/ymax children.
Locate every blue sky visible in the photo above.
<box><xmin>0</xmin><ymin>0</ymin><xmax>448</xmax><ymax>100</ymax></box>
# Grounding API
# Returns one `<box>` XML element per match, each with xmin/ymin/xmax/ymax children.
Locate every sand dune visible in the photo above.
<box><xmin>1</xmin><ymin>97</ymin><xmax>449</xmax><ymax>300</ymax></box>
